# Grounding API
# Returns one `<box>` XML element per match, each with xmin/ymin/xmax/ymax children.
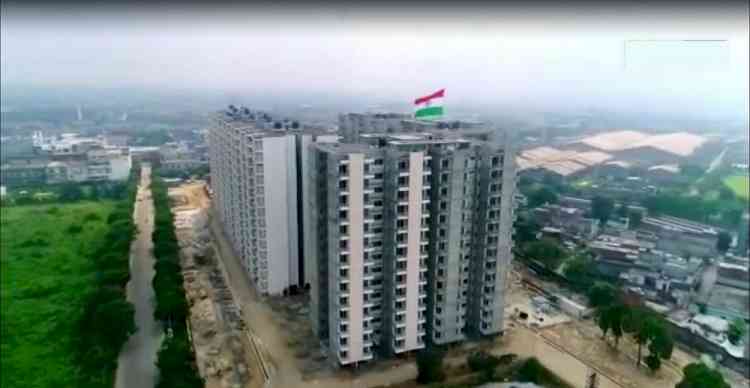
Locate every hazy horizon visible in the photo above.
<box><xmin>2</xmin><ymin>3</ymin><xmax>749</xmax><ymax>120</ymax></box>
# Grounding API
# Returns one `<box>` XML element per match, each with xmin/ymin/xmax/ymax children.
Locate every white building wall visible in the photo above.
<box><xmin>404</xmin><ymin>152</ymin><xmax>424</xmax><ymax>351</ymax></box>
<box><xmin>262</xmin><ymin>135</ymin><xmax>299</xmax><ymax>295</ymax></box>
<box><xmin>345</xmin><ymin>153</ymin><xmax>365</xmax><ymax>363</ymax></box>
<box><xmin>109</xmin><ymin>154</ymin><xmax>132</xmax><ymax>180</ymax></box>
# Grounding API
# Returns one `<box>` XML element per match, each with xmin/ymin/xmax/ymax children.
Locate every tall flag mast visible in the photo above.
<box><xmin>414</xmin><ymin>89</ymin><xmax>445</xmax><ymax>120</ymax></box>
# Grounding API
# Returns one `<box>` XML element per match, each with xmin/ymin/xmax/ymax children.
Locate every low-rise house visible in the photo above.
<box><xmin>717</xmin><ymin>261</ymin><xmax>750</xmax><ymax>290</ymax></box>
<box><xmin>640</xmin><ymin>215</ymin><xmax>720</xmax><ymax>258</ymax></box>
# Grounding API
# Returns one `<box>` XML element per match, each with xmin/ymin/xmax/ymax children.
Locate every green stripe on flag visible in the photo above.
<box><xmin>415</xmin><ymin>106</ymin><xmax>443</xmax><ymax>119</ymax></box>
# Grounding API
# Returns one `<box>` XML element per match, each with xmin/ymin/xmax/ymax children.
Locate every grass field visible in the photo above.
<box><xmin>724</xmin><ymin>175</ymin><xmax>749</xmax><ymax>200</ymax></box>
<box><xmin>1</xmin><ymin>202</ymin><xmax>116</xmax><ymax>388</ymax></box>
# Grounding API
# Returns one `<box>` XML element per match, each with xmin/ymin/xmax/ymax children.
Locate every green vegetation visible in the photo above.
<box><xmin>676</xmin><ymin>362</ymin><xmax>731</xmax><ymax>388</ymax></box>
<box><xmin>724</xmin><ymin>174</ymin><xmax>749</xmax><ymax>200</ymax></box>
<box><xmin>515</xmin><ymin>357</ymin><xmax>572</xmax><ymax>388</ymax></box>
<box><xmin>1</xmin><ymin>181</ymin><xmax>131</xmax><ymax>207</ymax></box>
<box><xmin>151</xmin><ymin>175</ymin><xmax>204</xmax><ymax>388</ymax></box>
<box><xmin>643</xmin><ymin>191</ymin><xmax>744</xmax><ymax>227</ymax></box>
<box><xmin>131</xmin><ymin>128</ymin><xmax>172</xmax><ymax>146</ymax></box>
<box><xmin>728</xmin><ymin>318</ymin><xmax>747</xmax><ymax>346</ymax></box>
<box><xmin>522</xmin><ymin>238</ymin><xmax>568</xmax><ymax>271</ymax></box>
<box><xmin>591</xmin><ymin>195</ymin><xmax>615</xmax><ymax>225</ymax></box>
<box><xmin>417</xmin><ymin>348</ymin><xmax>446</xmax><ymax>384</ymax></box>
<box><xmin>716</xmin><ymin>231</ymin><xmax>732</xmax><ymax>253</ymax></box>
<box><xmin>587</xmin><ymin>284</ymin><xmax>674</xmax><ymax>372</ymax></box>
<box><xmin>526</xmin><ymin>185</ymin><xmax>559</xmax><ymax>208</ymax></box>
<box><xmin>1</xmin><ymin>169</ymin><xmax>138</xmax><ymax>388</ymax></box>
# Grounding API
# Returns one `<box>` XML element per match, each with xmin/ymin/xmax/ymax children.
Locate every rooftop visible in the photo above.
<box><xmin>575</xmin><ymin>130</ymin><xmax>708</xmax><ymax>157</ymax></box>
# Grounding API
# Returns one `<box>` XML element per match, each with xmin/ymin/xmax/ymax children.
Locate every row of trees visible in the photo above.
<box><xmin>588</xmin><ymin>283</ymin><xmax>674</xmax><ymax>372</ymax></box>
<box><xmin>2</xmin><ymin>181</ymin><xmax>131</xmax><ymax>206</ymax></box>
<box><xmin>150</xmin><ymin>174</ymin><xmax>204</xmax><ymax>388</ymax></box>
<box><xmin>72</xmin><ymin>168</ymin><xmax>140</xmax><ymax>387</ymax></box>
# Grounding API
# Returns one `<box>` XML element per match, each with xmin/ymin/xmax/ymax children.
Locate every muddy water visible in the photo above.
<box><xmin>115</xmin><ymin>165</ymin><xmax>163</xmax><ymax>388</ymax></box>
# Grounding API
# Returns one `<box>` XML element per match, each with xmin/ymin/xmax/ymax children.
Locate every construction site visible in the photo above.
<box><xmin>169</xmin><ymin>182</ymin><xmax>265</xmax><ymax>388</ymax></box>
<box><xmin>165</xmin><ymin>181</ymin><xmax>748</xmax><ymax>388</ymax></box>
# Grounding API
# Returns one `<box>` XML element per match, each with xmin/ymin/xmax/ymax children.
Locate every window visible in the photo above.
<box><xmin>340</xmin><ymin>240</ymin><xmax>348</xmax><ymax>249</ymax></box>
<box><xmin>340</xmin><ymin>225</ymin><xmax>348</xmax><ymax>234</ymax></box>
<box><xmin>340</xmin><ymin>210</ymin><xmax>348</xmax><ymax>219</ymax></box>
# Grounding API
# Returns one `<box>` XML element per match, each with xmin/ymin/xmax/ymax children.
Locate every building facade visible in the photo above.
<box><xmin>209</xmin><ymin>108</ymin><xmax>339</xmax><ymax>295</ymax></box>
<box><xmin>209</xmin><ymin>115</ymin><xmax>300</xmax><ymax>295</ymax></box>
<box><xmin>0</xmin><ymin>133</ymin><xmax>131</xmax><ymax>187</ymax></box>
<box><xmin>306</xmin><ymin>132</ymin><xmax>517</xmax><ymax>365</ymax></box>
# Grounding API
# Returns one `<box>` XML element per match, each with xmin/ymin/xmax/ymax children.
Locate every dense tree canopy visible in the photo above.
<box><xmin>591</xmin><ymin>196</ymin><xmax>615</xmax><ymax>225</ymax></box>
<box><xmin>676</xmin><ymin>362</ymin><xmax>730</xmax><ymax>388</ymax></box>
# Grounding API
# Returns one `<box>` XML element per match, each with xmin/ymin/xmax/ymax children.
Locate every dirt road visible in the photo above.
<box><xmin>115</xmin><ymin>165</ymin><xmax>163</xmax><ymax>388</ymax></box>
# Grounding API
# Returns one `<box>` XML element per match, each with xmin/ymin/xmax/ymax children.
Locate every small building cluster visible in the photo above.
<box><xmin>0</xmin><ymin>132</ymin><xmax>131</xmax><ymax>186</ymax></box>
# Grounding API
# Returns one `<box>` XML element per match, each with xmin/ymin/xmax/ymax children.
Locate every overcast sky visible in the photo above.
<box><xmin>1</xmin><ymin>3</ymin><xmax>748</xmax><ymax>116</ymax></box>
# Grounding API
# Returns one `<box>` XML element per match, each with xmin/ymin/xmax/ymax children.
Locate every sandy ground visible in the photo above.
<box><xmin>506</xmin><ymin>269</ymin><xmax>749</xmax><ymax>388</ymax></box>
<box><xmin>170</xmin><ymin>182</ymin><xmax>263</xmax><ymax>388</ymax></box>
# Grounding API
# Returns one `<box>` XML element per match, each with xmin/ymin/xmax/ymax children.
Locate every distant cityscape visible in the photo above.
<box><xmin>1</xmin><ymin>96</ymin><xmax>748</xmax><ymax>388</ymax></box>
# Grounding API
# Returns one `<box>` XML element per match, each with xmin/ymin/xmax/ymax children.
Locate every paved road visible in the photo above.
<box><xmin>706</xmin><ymin>146</ymin><xmax>729</xmax><ymax>174</ymax></box>
<box><xmin>115</xmin><ymin>165</ymin><xmax>163</xmax><ymax>388</ymax></box>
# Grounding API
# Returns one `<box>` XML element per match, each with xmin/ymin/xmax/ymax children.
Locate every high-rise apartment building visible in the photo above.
<box><xmin>209</xmin><ymin>106</ymin><xmax>517</xmax><ymax>366</ymax></box>
<box><xmin>338</xmin><ymin>112</ymin><xmax>489</xmax><ymax>143</ymax></box>
<box><xmin>306</xmin><ymin>132</ymin><xmax>516</xmax><ymax>365</ymax></box>
<box><xmin>209</xmin><ymin>108</ymin><xmax>337</xmax><ymax>295</ymax></box>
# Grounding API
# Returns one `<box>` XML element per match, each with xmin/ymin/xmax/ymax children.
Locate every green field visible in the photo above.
<box><xmin>724</xmin><ymin>175</ymin><xmax>749</xmax><ymax>200</ymax></box>
<box><xmin>0</xmin><ymin>202</ymin><xmax>116</xmax><ymax>388</ymax></box>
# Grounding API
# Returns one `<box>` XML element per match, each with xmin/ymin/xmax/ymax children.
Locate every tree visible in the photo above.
<box><xmin>59</xmin><ymin>183</ymin><xmax>84</xmax><ymax>202</ymax></box>
<box><xmin>645</xmin><ymin>354</ymin><xmax>661</xmax><ymax>372</ymax></box>
<box><xmin>291</xmin><ymin>120</ymin><xmax>300</xmax><ymax>129</ymax></box>
<box><xmin>716</xmin><ymin>231</ymin><xmax>731</xmax><ymax>253</ymax></box>
<box><xmin>628</xmin><ymin>311</ymin><xmax>673</xmax><ymax>371</ymax></box>
<box><xmin>514</xmin><ymin>215</ymin><xmax>540</xmax><ymax>244</ymax></box>
<box><xmin>728</xmin><ymin>318</ymin><xmax>746</xmax><ymax>345</ymax></box>
<box><xmin>597</xmin><ymin>304</ymin><xmax>627</xmax><ymax>347</ymax></box>
<box><xmin>629</xmin><ymin>210</ymin><xmax>643</xmax><ymax>229</ymax></box>
<box><xmin>89</xmin><ymin>184</ymin><xmax>101</xmax><ymax>200</ymax></box>
<box><xmin>588</xmin><ymin>283</ymin><xmax>620</xmax><ymax>309</ymax></box>
<box><xmin>517</xmin><ymin>358</ymin><xmax>550</xmax><ymax>384</ymax></box>
<box><xmin>416</xmin><ymin>348</ymin><xmax>445</xmax><ymax>384</ymax></box>
<box><xmin>591</xmin><ymin>196</ymin><xmax>615</xmax><ymax>225</ymax></box>
<box><xmin>616</xmin><ymin>204</ymin><xmax>629</xmax><ymax>219</ymax></box>
<box><xmin>676</xmin><ymin>362</ymin><xmax>731</xmax><ymax>388</ymax></box>
<box><xmin>528</xmin><ymin>186</ymin><xmax>558</xmax><ymax>208</ymax></box>
<box><xmin>523</xmin><ymin>238</ymin><xmax>567</xmax><ymax>270</ymax></box>
<box><xmin>563</xmin><ymin>255</ymin><xmax>595</xmax><ymax>291</ymax></box>
<box><xmin>719</xmin><ymin>186</ymin><xmax>736</xmax><ymax>201</ymax></box>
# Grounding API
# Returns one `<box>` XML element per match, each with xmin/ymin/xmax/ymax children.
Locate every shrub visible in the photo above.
<box><xmin>416</xmin><ymin>348</ymin><xmax>446</xmax><ymax>384</ymax></box>
<box><xmin>467</xmin><ymin>351</ymin><xmax>501</xmax><ymax>372</ymax></box>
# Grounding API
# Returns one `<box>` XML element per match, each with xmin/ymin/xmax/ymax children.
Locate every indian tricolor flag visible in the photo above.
<box><xmin>414</xmin><ymin>89</ymin><xmax>445</xmax><ymax>120</ymax></box>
